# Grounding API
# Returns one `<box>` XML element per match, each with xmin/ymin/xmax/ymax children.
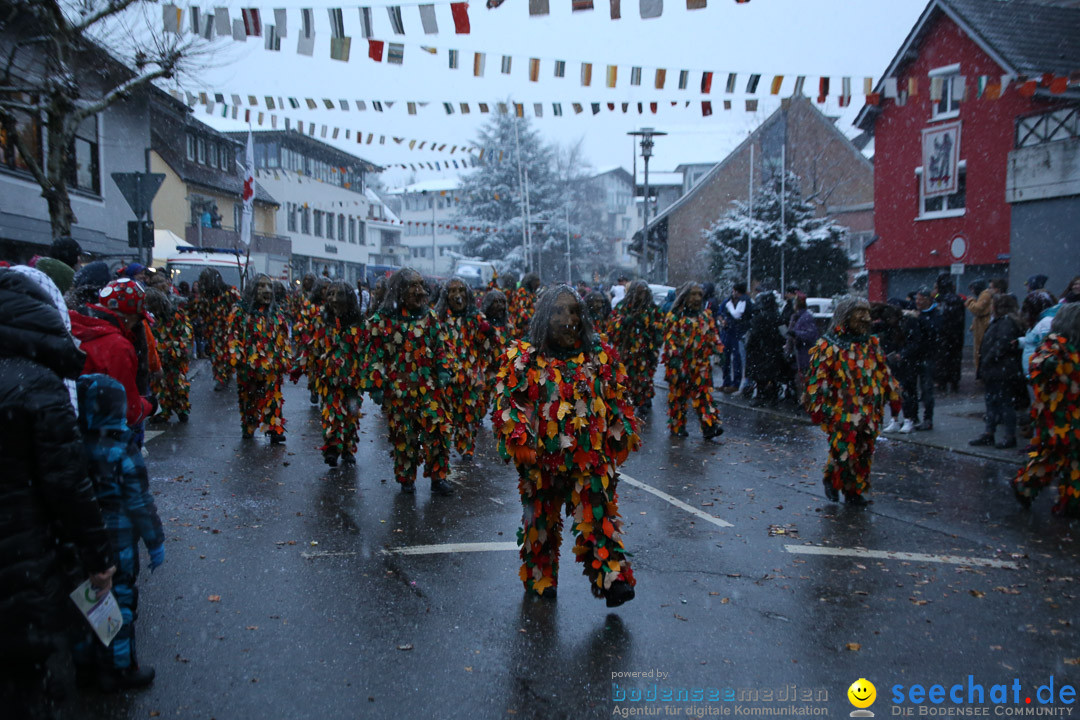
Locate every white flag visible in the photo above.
<box><xmin>241</xmin><ymin>130</ymin><xmax>255</xmax><ymax>248</ymax></box>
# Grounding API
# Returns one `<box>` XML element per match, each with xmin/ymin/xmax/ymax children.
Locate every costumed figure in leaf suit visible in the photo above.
<box><xmin>292</xmin><ymin>277</ymin><xmax>330</xmax><ymax>405</ymax></box>
<box><xmin>493</xmin><ymin>285</ymin><xmax>640</xmax><ymax>606</ymax></box>
<box><xmin>288</xmin><ymin>274</ymin><xmax>315</xmax><ymax>325</ymax></box>
<box><xmin>806</xmin><ymin>297</ymin><xmax>901</xmax><ymax>505</ymax></box>
<box><xmin>191</xmin><ymin>268</ymin><xmax>240</xmax><ymax>391</ymax></box>
<box><xmin>509</xmin><ymin>272</ymin><xmax>541</xmax><ymax>339</ymax></box>
<box><xmin>1012</xmin><ymin>304</ymin><xmax>1080</xmax><ymax>516</ymax></box>
<box><xmin>226</xmin><ymin>274</ymin><xmax>292</xmax><ymax>443</ymax></box>
<box><xmin>436</xmin><ymin>278</ymin><xmax>497</xmax><ymax>461</ymax></box>
<box><xmin>584</xmin><ymin>290</ymin><xmax>612</xmax><ymax>332</ymax></box>
<box><xmin>361</xmin><ymin>268</ymin><xmax>454</xmax><ymax>496</ymax></box>
<box><xmin>662</xmin><ymin>282</ymin><xmax>725</xmax><ymax>439</ymax></box>
<box><xmin>312</xmin><ymin>281</ymin><xmax>366</xmax><ymax>467</ymax></box>
<box><xmin>479</xmin><ymin>288</ymin><xmax>511</xmax><ymax>419</ymax></box>
<box><xmin>144</xmin><ymin>288</ymin><xmax>193</xmax><ymax>424</ymax></box>
<box><xmin>608</xmin><ymin>280</ymin><xmax>663</xmax><ymax>417</ymax></box>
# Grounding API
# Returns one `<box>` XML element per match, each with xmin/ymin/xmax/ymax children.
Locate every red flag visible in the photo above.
<box><xmin>1049</xmin><ymin>76</ymin><xmax>1069</xmax><ymax>94</ymax></box>
<box><xmin>702</xmin><ymin>101</ymin><xmax>713</xmax><ymax>116</ymax></box>
<box><xmin>701</xmin><ymin>71</ymin><xmax>713</xmax><ymax>94</ymax></box>
<box><xmin>451</xmin><ymin>3</ymin><xmax>471</xmax><ymax>33</ymax></box>
<box><xmin>368</xmin><ymin>39</ymin><xmax>384</xmax><ymax>62</ymax></box>
<box><xmin>818</xmin><ymin>77</ymin><xmax>830</xmax><ymax>103</ymax></box>
<box><xmin>1018</xmin><ymin>79</ymin><xmax>1037</xmax><ymax>97</ymax></box>
<box><xmin>650</xmin><ymin>102</ymin><xmax>657</xmax><ymax>113</ymax></box>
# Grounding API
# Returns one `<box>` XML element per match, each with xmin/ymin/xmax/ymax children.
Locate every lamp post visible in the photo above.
<box><xmin>628</xmin><ymin>128</ymin><xmax>666</xmax><ymax>282</ymax></box>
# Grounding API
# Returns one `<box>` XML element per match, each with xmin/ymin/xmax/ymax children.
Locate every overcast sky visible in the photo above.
<box><xmin>160</xmin><ymin>0</ymin><xmax>930</xmax><ymax>186</ymax></box>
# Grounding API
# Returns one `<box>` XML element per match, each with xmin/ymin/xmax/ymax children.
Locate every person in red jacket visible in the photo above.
<box><xmin>69</xmin><ymin>279</ymin><xmax>153</xmax><ymax>428</ymax></box>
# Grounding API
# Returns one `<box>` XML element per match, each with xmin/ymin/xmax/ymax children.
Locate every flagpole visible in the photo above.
<box><xmin>242</xmin><ymin>124</ymin><xmax>254</xmax><ymax>291</ymax></box>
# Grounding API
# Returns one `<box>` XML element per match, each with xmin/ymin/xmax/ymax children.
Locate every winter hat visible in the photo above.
<box><xmin>72</xmin><ymin>260</ymin><xmax>112</xmax><ymax>292</ymax></box>
<box><xmin>34</xmin><ymin>257</ymin><xmax>75</xmax><ymax>294</ymax></box>
<box><xmin>98</xmin><ymin>278</ymin><xmax>146</xmax><ymax>317</ymax></box>
<box><xmin>120</xmin><ymin>262</ymin><xmax>147</xmax><ymax>279</ymax></box>
<box><xmin>48</xmin><ymin>237</ymin><xmax>82</xmax><ymax>269</ymax></box>
<box><xmin>1026</xmin><ymin>274</ymin><xmax>1048</xmax><ymax>291</ymax></box>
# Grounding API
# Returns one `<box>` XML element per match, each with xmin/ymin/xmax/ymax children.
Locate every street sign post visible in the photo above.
<box><xmin>112</xmin><ymin>172</ymin><xmax>165</xmax><ymax>264</ymax></box>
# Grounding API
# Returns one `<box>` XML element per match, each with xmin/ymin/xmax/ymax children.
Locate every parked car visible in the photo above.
<box><xmin>649</xmin><ymin>283</ymin><xmax>675</xmax><ymax>306</ymax></box>
<box><xmin>805</xmin><ymin>297</ymin><xmax>835</xmax><ymax>333</ymax></box>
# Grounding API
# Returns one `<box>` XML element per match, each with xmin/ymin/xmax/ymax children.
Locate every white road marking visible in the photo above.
<box><xmin>301</xmin><ymin>550</ymin><xmax>361</xmax><ymax>559</ymax></box>
<box><xmin>383</xmin><ymin>541</ymin><xmax>519</xmax><ymax>556</ymax></box>
<box><xmin>144</xmin><ymin>430</ymin><xmax>164</xmax><ymax>443</ymax></box>
<box><xmin>619</xmin><ymin>473</ymin><xmax>734</xmax><ymax>528</ymax></box>
<box><xmin>783</xmin><ymin>544</ymin><xmax>1019</xmax><ymax>570</ymax></box>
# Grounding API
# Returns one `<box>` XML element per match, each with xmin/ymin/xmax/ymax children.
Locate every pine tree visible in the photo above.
<box><xmin>703</xmin><ymin>171</ymin><xmax>852</xmax><ymax>296</ymax></box>
<box><xmin>454</xmin><ymin>112</ymin><xmax>605</xmax><ymax>282</ymax></box>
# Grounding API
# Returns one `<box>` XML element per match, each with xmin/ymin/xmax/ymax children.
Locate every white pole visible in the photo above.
<box><xmin>747</xmin><ymin>142</ymin><xmax>754</xmax><ymax>290</ymax></box>
<box><xmin>513</xmin><ymin>119</ymin><xmax>529</xmax><ymax>273</ymax></box>
<box><xmin>565</xmin><ymin>203</ymin><xmax>572</xmax><ymax>283</ymax></box>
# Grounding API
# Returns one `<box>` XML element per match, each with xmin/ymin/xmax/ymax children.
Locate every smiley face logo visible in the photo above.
<box><xmin>848</xmin><ymin>678</ymin><xmax>877</xmax><ymax>716</ymax></box>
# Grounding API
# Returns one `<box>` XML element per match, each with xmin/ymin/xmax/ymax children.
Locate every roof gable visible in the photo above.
<box><xmin>855</xmin><ymin>0</ymin><xmax>1080</xmax><ymax>129</ymax></box>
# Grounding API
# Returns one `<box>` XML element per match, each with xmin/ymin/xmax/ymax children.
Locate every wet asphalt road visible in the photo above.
<box><xmin>78</xmin><ymin>362</ymin><xmax>1080</xmax><ymax>720</ymax></box>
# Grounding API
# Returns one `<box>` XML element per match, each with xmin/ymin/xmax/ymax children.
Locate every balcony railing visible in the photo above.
<box><xmin>185</xmin><ymin>225</ymin><xmax>292</xmax><ymax>256</ymax></box>
<box><xmin>1016</xmin><ymin>107</ymin><xmax>1079</xmax><ymax>148</ymax></box>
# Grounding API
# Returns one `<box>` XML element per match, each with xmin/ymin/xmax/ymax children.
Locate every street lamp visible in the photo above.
<box><xmin>628</xmin><ymin>128</ymin><xmax>666</xmax><ymax>281</ymax></box>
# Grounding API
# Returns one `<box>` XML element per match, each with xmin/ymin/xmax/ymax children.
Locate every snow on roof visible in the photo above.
<box><xmin>637</xmin><ymin>172</ymin><xmax>684</xmax><ymax>187</ymax></box>
<box><xmin>367</xmin><ymin>187</ymin><xmax>401</xmax><ymax>223</ymax></box>
<box><xmin>389</xmin><ymin>178</ymin><xmax>461</xmax><ymax>195</ymax></box>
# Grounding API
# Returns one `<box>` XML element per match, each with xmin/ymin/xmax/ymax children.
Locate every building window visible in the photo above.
<box><xmin>186</xmin><ymin>133</ymin><xmax>197</xmax><ymax>161</ymax></box>
<box><xmin>338</xmin><ymin>214</ymin><xmax>345</xmax><ymax>243</ymax></box>
<box><xmin>0</xmin><ymin>93</ymin><xmax>43</xmax><ymax>175</ymax></box>
<box><xmin>197</xmin><ymin>137</ymin><xmax>206</xmax><ymax>164</ymax></box>
<box><xmin>929</xmin><ymin>64</ymin><xmax>961</xmax><ymax>121</ymax></box>
<box><xmin>220</xmin><ymin>144</ymin><xmax>231</xmax><ymax>171</ymax></box>
<box><xmin>301</xmin><ymin>206</ymin><xmax>311</xmax><ymax>234</ymax></box>
<box><xmin>313</xmin><ymin>210</ymin><xmax>324</xmax><ymax>237</ymax></box>
<box><xmin>287</xmin><ymin>203</ymin><xmax>298</xmax><ymax>233</ymax></box>
<box><xmin>69</xmin><ymin>114</ymin><xmax>100</xmax><ymax>194</ymax></box>
<box><xmin>325</xmin><ymin>212</ymin><xmax>334</xmax><ymax>239</ymax></box>
<box><xmin>917</xmin><ymin>161</ymin><xmax>966</xmax><ymax>219</ymax></box>
<box><xmin>348</xmin><ymin>216</ymin><xmax>356</xmax><ymax>243</ymax></box>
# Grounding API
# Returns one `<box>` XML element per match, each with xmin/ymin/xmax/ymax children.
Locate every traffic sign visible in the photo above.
<box><xmin>128</xmin><ymin>220</ymin><xmax>155</xmax><ymax>248</ymax></box>
<box><xmin>111</xmin><ymin>172</ymin><xmax>165</xmax><ymax>218</ymax></box>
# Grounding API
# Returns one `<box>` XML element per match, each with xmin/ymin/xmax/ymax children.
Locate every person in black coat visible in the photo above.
<box><xmin>0</xmin><ymin>269</ymin><xmax>115</xmax><ymax>720</ymax></box>
<box><xmin>970</xmin><ymin>294</ymin><xmax>1024</xmax><ymax>449</ymax></box>
<box><xmin>745</xmin><ymin>292</ymin><xmax>789</xmax><ymax>406</ymax></box>
<box><xmin>933</xmin><ymin>274</ymin><xmax>966</xmax><ymax>393</ymax></box>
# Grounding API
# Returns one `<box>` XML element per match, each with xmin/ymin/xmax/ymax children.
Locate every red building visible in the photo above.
<box><xmin>856</xmin><ymin>0</ymin><xmax>1080</xmax><ymax>302</ymax></box>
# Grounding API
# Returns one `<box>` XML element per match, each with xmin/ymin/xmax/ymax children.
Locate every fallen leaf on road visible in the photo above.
<box><xmin>709</xmin><ymin>591</ymin><xmax>720</xmax><ymax>596</ymax></box>
<box><xmin>970</xmin><ymin>590</ymin><xmax>986</xmax><ymax>598</ymax></box>
<box><xmin>246</xmin><ymin>626</ymin><xmax>258</xmax><ymax>630</ymax></box>
<box><xmin>464</xmin><ymin>666</ymin><xmax>473</xmax><ymax>672</ymax></box>
<box><xmin>674</xmin><ymin>614</ymin><xmax>688</xmax><ymax>621</ymax></box>
<box><xmin>1065</xmin><ymin>658</ymin><xmax>1080</xmax><ymax>666</ymax></box>
<box><xmin>208</xmin><ymin>595</ymin><xmax>221</xmax><ymax>602</ymax></box>
<box><xmin>150</xmin><ymin>712</ymin><xmax>161</xmax><ymax>718</ymax></box>
<box><xmin>846</xmin><ymin>643</ymin><xmax>861</xmax><ymax>651</ymax></box>
<box><xmin>721</xmin><ymin>598</ymin><xmax>730</xmax><ymax>604</ymax></box>
<box><xmin>397</xmin><ymin>644</ymin><xmax>414</xmax><ymax>651</ymax></box>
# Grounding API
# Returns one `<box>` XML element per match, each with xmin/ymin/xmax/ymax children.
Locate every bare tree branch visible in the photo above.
<box><xmin>71</xmin><ymin>0</ymin><xmax>143</xmax><ymax>35</ymax></box>
<box><xmin>71</xmin><ymin>56</ymin><xmax>175</xmax><ymax>121</ymax></box>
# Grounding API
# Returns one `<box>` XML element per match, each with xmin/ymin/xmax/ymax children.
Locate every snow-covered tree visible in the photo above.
<box><xmin>454</xmin><ymin>112</ymin><xmax>604</xmax><ymax>282</ymax></box>
<box><xmin>0</xmin><ymin>1</ymin><xmax>209</xmax><ymax>239</ymax></box>
<box><xmin>703</xmin><ymin>170</ymin><xmax>851</xmax><ymax>296</ymax></box>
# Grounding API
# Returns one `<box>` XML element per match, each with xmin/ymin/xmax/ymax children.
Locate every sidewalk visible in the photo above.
<box><xmin>708</xmin><ymin>359</ymin><xmax>1029</xmax><ymax>465</ymax></box>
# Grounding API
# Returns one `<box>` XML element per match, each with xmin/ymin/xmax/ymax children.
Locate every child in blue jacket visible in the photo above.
<box><xmin>75</xmin><ymin>374</ymin><xmax>165</xmax><ymax>692</ymax></box>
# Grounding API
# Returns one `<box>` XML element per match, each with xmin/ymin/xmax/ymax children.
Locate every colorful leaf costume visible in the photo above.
<box><xmin>509</xmin><ymin>287</ymin><xmax>536</xmax><ymax>339</ymax></box>
<box><xmin>313</xmin><ymin>316</ymin><xmax>366</xmax><ymax>461</ymax></box>
<box><xmin>1013</xmin><ymin>334</ymin><xmax>1080</xmax><ymax>515</ymax></box>
<box><xmin>441</xmin><ymin>310</ymin><xmax>498</xmax><ymax>458</ymax></box>
<box><xmin>149</xmin><ymin>303</ymin><xmax>193</xmax><ymax>420</ymax></box>
<box><xmin>226</xmin><ymin>302</ymin><xmax>292</xmax><ymax>437</ymax></box>
<box><xmin>662</xmin><ymin>310</ymin><xmax>724</xmax><ymax>434</ymax></box>
<box><xmin>608</xmin><ymin>303</ymin><xmax>664</xmax><ymax>410</ymax></box>
<box><xmin>361</xmin><ymin>307</ymin><xmax>451</xmax><ymax>486</ymax></box>
<box><xmin>291</xmin><ymin>297</ymin><xmax>325</xmax><ymax>398</ymax></box>
<box><xmin>493</xmin><ymin>340</ymin><xmax>640</xmax><ymax>599</ymax></box>
<box><xmin>192</xmin><ymin>287</ymin><xmax>240</xmax><ymax>384</ymax></box>
<box><xmin>806</xmin><ymin>329</ymin><xmax>900</xmax><ymax>498</ymax></box>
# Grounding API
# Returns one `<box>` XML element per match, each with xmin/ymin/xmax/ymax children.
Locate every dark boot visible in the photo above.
<box><xmin>605</xmin><ymin>580</ymin><xmax>636</xmax><ymax>607</ymax></box>
<box><xmin>400</xmin><ymin>481</ymin><xmax>416</xmax><ymax>495</ymax></box>
<box><xmin>97</xmin><ymin>665</ymin><xmax>155</xmax><ymax>693</ymax></box>
<box><xmin>323</xmin><ymin>450</ymin><xmax>338</xmax><ymax>467</ymax></box>
<box><xmin>702</xmin><ymin>424</ymin><xmax>724</xmax><ymax>440</ymax></box>
<box><xmin>824</xmin><ymin>484</ymin><xmax>840</xmax><ymax>502</ymax></box>
<box><xmin>430</xmin><ymin>478</ymin><xmax>454</xmax><ymax>497</ymax></box>
<box><xmin>844</xmin><ymin>492</ymin><xmax>870</xmax><ymax>507</ymax></box>
<box><xmin>269</xmin><ymin>432</ymin><xmax>286</xmax><ymax>445</ymax></box>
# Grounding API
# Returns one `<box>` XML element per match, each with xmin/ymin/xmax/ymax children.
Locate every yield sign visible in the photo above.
<box><xmin>111</xmin><ymin>172</ymin><xmax>165</xmax><ymax>218</ymax></box>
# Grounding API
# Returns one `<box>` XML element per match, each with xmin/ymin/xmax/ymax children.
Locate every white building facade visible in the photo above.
<box><xmin>387</xmin><ymin>179</ymin><xmax>465</xmax><ymax>277</ymax></box>
<box><xmin>232</xmin><ymin>130</ymin><xmax>403</xmax><ymax>285</ymax></box>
